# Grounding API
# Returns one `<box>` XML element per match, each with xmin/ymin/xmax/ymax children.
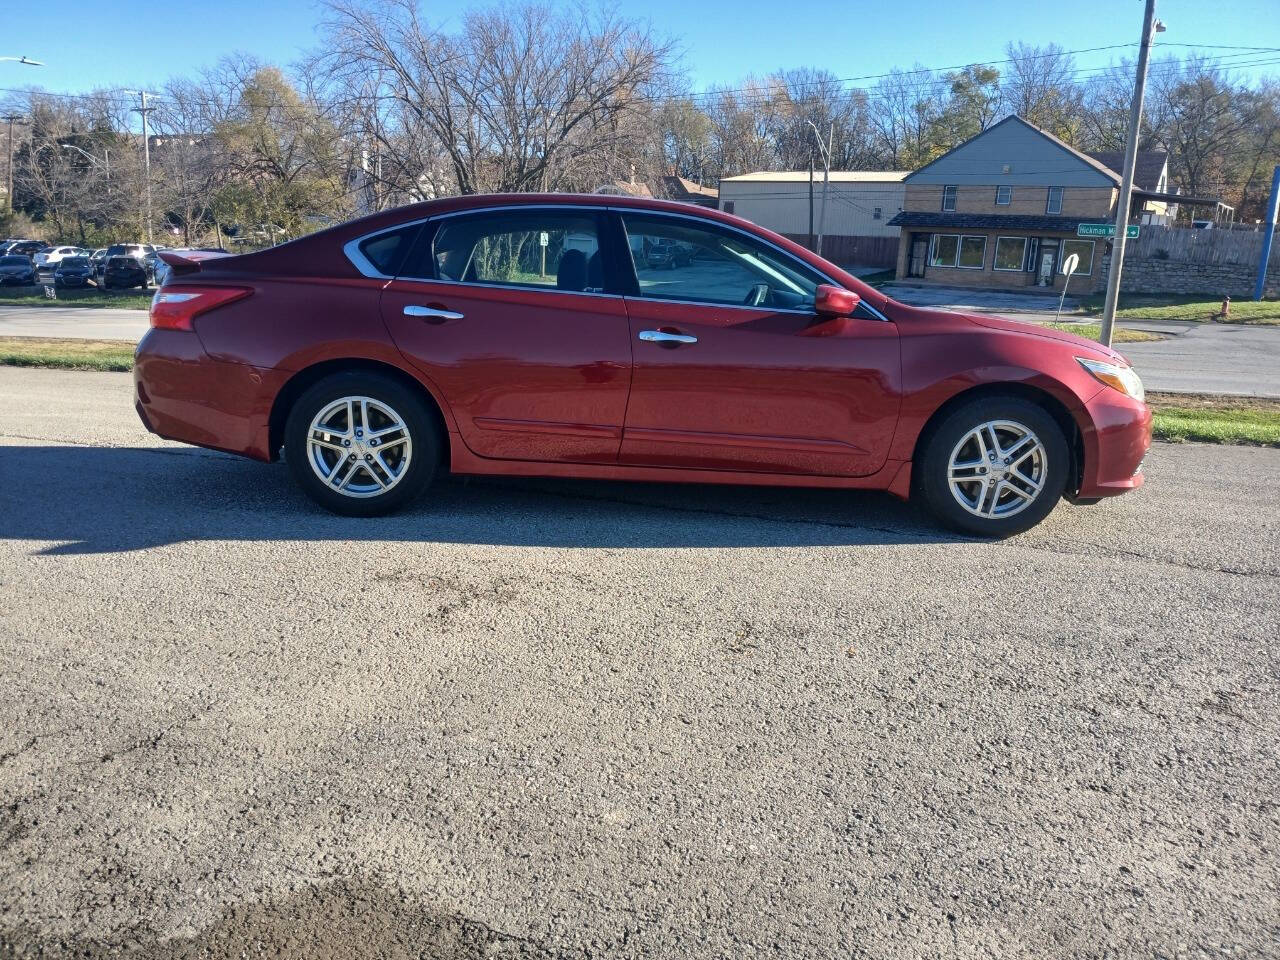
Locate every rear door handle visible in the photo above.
<box><xmin>404</xmin><ymin>305</ymin><xmax>464</xmax><ymax>322</ymax></box>
<box><xmin>638</xmin><ymin>329</ymin><xmax>697</xmax><ymax>345</ymax></box>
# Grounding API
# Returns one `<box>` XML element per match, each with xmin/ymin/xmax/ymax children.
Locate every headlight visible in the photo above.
<box><xmin>1077</xmin><ymin>357</ymin><xmax>1144</xmax><ymax>402</ymax></box>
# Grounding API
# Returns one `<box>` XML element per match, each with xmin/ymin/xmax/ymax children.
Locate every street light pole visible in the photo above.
<box><xmin>1</xmin><ymin>56</ymin><xmax>40</xmax><ymax>214</ymax></box>
<box><xmin>1100</xmin><ymin>0</ymin><xmax>1163</xmax><ymax>348</ymax></box>
<box><xmin>3</xmin><ymin>114</ymin><xmax>25</xmax><ymax>213</ymax></box>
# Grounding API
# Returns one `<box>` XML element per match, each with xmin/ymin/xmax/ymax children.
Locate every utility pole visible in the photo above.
<box><xmin>807</xmin><ymin>120</ymin><xmax>834</xmax><ymax>258</ymax></box>
<box><xmin>128</xmin><ymin>90</ymin><xmax>157</xmax><ymax>243</ymax></box>
<box><xmin>1254</xmin><ymin>165</ymin><xmax>1280</xmax><ymax>301</ymax></box>
<box><xmin>808</xmin><ymin>149</ymin><xmax>815</xmax><ymax>251</ymax></box>
<box><xmin>2</xmin><ymin>114</ymin><xmax>24</xmax><ymax>213</ymax></box>
<box><xmin>1100</xmin><ymin>0</ymin><xmax>1164</xmax><ymax>348</ymax></box>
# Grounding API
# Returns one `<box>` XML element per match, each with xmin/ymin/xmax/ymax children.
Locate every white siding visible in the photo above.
<box><xmin>718</xmin><ymin>179</ymin><xmax>905</xmax><ymax>238</ymax></box>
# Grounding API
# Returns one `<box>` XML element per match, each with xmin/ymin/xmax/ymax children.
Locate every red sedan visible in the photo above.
<box><xmin>137</xmin><ymin>194</ymin><xmax>1150</xmax><ymax>536</ymax></box>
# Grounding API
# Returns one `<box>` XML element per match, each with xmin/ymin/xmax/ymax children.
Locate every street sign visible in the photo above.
<box><xmin>1061</xmin><ymin>252</ymin><xmax>1080</xmax><ymax>276</ymax></box>
<box><xmin>1077</xmin><ymin>223</ymin><xmax>1140</xmax><ymax>238</ymax></box>
<box><xmin>539</xmin><ymin>231</ymin><xmax>549</xmax><ymax>247</ymax></box>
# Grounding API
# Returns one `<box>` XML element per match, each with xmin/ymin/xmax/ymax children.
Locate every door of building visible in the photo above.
<box><xmin>1036</xmin><ymin>240</ymin><xmax>1059</xmax><ymax>286</ymax></box>
<box><xmin>908</xmin><ymin>234</ymin><xmax>928</xmax><ymax>278</ymax></box>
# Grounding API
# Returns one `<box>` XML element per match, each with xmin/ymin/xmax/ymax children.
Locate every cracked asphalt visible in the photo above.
<box><xmin>1</xmin><ymin>366</ymin><xmax>1278</xmax><ymax>959</ymax></box>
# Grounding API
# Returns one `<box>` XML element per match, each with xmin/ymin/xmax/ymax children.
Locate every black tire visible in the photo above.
<box><xmin>284</xmin><ymin>371</ymin><xmax>440</xmax><ymax>517</ymax></box>
<box><xmin>916</xmin><ymin>395</ymin><xmax>1069</xmax><ymax>537</ymax></box>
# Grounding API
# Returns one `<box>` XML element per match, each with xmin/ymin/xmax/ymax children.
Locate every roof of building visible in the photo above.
<box><xmin>659</xmin><ymin>175</ymin><xmax>718</xmax><ymax>198</ymax></box>
<box><xmin>1087</xmin><ymin>150</ymin><xmax>1169</xmax><ymax>191</ymax></box>
<box><xmin>719</xmin><ymin>170</ymin><xmax>910</xmax><ymax>183</ymax></box>
<box><xmin>905</xmin><ymin>115</ymin><xmax>1122</xmax><ymax>186</ymax></box>
<box><xmin>887</xmin><ymin>211</ymin><xmax>1095</xmax><ymax>231</ymax></box>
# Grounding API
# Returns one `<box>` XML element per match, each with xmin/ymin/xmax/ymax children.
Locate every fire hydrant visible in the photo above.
<box><xmin>1221</xmin><ymin>295</ymin><xmax>1231</xmax><ymax>321</ymax></box>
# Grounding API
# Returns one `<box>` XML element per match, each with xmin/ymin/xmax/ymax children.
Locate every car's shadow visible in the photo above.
<box><xmin>0</xmin><ymin>444</ymin><xmax>967</xmax><ymax>555</ymax></box>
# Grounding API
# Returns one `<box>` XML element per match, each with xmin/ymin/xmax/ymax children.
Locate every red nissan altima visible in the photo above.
<box><xmin>136</xmin><ymin>194</ymin><xmax>1150</xmax><ymax>535</ymax></box>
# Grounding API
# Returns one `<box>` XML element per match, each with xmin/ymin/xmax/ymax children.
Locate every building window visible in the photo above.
<box><xmin>873</xmin><ymin>206</ymin><xmax>882</xmax><ymax>220</ymax></box>
<box><xmin>995</xmin><ymin>185</ymin><xmax>1011</xmax><ymax>205</ymax></box>
<box><xmin>1061</xmin><ymin>239</ymin><xmax>1095</xmax><ymax>276</ymax></box>
<box><xmin>929</xmin><ymin>234</ymin><xmax>959</xmax><ymax>266</ymax></box>
<box><xmin>1046</xmin><ymin>186</ymin><xmax>1063</xmax><ymax>214</ymax></box>
<box><xmin>957</xmin><ymin>235</ymin><xmax>987</xmax><ymax>269</ymax></box>
<box><xmin>993</xmin><ymin>236</ymin><xmax>1028</xmax><ymax>271</ymax></box>
<box><xmin>942</xmin><ymin>185</ymin><xmax>957</xmax><ymax>211</ymax></box>
<box><xmin>929</xmin><ymin>234</ymin><xmax>986</xmax><ymax>269</ymax></box>
<box><xmin>722</xmin><ymin>201</ymin><xmax>735</xmax><ymax>215</ymax></box>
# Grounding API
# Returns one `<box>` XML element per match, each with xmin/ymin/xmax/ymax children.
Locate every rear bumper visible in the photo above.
<box><xmin>1076</xmin><ymin>389</ymin><xmax>1151</xmax><ymax>499</ymax></box>
<box><xmin>133</xmin><ymin>329</ymin><xmax>285</xmax><ymax>461</ymax></box>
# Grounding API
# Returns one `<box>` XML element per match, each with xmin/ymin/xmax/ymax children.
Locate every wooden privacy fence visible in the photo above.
<box><xmin>1127</xmin><ymin>224</ymin><xmax>1275</xmax><ymax>266</ymax></box>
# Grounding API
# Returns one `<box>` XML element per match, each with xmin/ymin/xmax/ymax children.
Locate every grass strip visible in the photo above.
<box><xmin>0</xmin><ymin>288</ymin><xmax>152</xmax><ymax>311</ymax></box>
<box><xmin>1148</xmin><ymin>392</ymin><xmax>1280</xmax><ymax>447</ymax></box>
<box><xmin>0</xmin><ymin>337</ymin><xmax>135</xmax><ymax>372</ymax></box>
<box><xmin>1076</xmin><ymin>293</ymin><xmax>1280</xmax><ymax>325</ymax></box>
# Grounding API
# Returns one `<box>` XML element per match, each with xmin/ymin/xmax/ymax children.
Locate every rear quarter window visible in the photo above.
<box><xmin>357</xmin><ymin>225</ymin><xmax>421</xmax><ymax>276</ymax></box>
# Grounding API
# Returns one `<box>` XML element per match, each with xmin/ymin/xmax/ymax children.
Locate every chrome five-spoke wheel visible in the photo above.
<box><xmin>306</xmin><ymin>395</ymin><xmax>413</xmax><ymax>498</ymax></box>
<box><xmin>946</xmin><ymin>419</ymin><xmax>1047</xmax><ymax>519</ymax></box>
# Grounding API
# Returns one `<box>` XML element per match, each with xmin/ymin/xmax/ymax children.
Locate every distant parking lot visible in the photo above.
<box><xmin>2</xmin><ymin>365</ymin><xmax>1278</xmax><ymax>957</ymax></box>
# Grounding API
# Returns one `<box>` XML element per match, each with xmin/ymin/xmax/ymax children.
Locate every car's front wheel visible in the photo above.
<box><xmin>284</xmin><ymin>371</ymin><xmax>439</xmax><ymax>516</ymax></box>
<box><xmin>917</xmin><ymin>395</ymin><xmax>1069</xmax><ymax>537</ymax></box>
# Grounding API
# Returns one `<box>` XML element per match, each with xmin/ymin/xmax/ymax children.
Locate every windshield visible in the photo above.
<box><xmin>60</xmin><ymin>257</ymin><xmax>90</xmax><ymax>267</ymax></box>
<box><xmin>0</xmin><ymin>256</ymin><xmax>29</xmax><ymax>266</ymax></box>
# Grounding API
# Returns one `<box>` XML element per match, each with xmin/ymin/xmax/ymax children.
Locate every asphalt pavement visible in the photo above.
<box><xmin>1</xmin><ymin>366</ymin><xmax>1277</xmax><ymax>958</ymax></box>
<box><xmin>0</xmin><ymin>304</ymin><xmax>150</xmax><ymax>341</ymax></box>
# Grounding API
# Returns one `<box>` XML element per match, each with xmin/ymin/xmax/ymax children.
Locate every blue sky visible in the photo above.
<box><xmin>7</xmin><ymin>0</ymin><xmax>1280</xmax><ymax>95</ymax></box>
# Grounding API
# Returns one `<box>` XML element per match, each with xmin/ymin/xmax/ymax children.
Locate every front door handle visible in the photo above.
<box><xmin>638</xmin><ymin>329</ymin><xmax>697</xmax><ymax>345</ymax></box>
<box><xmin>404</xmin><ymin>305</ymin><xmax>464</xmax><ymax>322</ymax></box>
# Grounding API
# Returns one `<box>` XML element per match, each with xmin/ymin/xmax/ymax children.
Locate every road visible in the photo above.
<box><xmin>0</xmin><ymin>304</ymin><xmax>151</xmax><ymax>341</ymax></box>
<box><xmin>1</xmin><ymin>366</ymin><xmax>1277</xmax><ymax>958</ymax></box>
<box><xmin>883</xmin><ymin>284</ymin><xmax>1280</xmax><ymax>398</ymax></box>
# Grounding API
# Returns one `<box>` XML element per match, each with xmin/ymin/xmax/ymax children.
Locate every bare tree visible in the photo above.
<box><xmin>316</xmin><ymin>0</ymin><xmax>673</xmax><ymax>196</ymax></box>
<box><xmin>1003</xmin><ymin>42</ymin><xmax>1082</xmax><ymax>139</ymax></box>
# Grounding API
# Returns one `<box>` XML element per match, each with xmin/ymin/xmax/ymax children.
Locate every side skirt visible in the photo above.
<box><xmin>447</xmin><ymin>432</ymin><xmax>908</xmax><ymax>494</ymax></box>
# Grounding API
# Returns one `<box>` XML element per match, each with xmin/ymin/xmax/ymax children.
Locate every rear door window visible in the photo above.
<box><xmin>418</xmin><ymin>211</ymin><xmax>604</xmax><ymax>293</ymax></box>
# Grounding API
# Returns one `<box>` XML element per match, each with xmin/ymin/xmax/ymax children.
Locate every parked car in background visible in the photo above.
<box><xmin>96</xmin><ymin>243</ymin><xmax>157</xmax><ymax>283</ymax></box>
<box><xmin>645</xmin><ymin>238</ymin><xmax>694</xmax><ymax>269</ymax></box>
<box><xmin>134</xmin><ymin>193</ymin><xmax>1150</xmax><ymax>535</ymax></box>
<box><xmin>4</xmin><ymin>240</ymin><xmax>45</xmax><ymax>260</ymax></box>
<box><xmin>88</xmin><ymin>248</ymin><xmax>108</xmax><ymax>277</ymax></box>
<box><xmin>53</xmin><ymin>256</ymin><xmax>95</xmax><ymax>288</ymax></box>
<box><xmin>34</xmin><ymin>246</ymin><xmax>86</xmax><ymax>273</ymax></box>
<box><xmin>0</xmin><ymin>255</ymin><xmax>36</xmax><ymax>285</ymax></box>
<box><xmin>102</xmin><ymin>255</ymin><xmax>154</xmax><ymax>290</ymax></box>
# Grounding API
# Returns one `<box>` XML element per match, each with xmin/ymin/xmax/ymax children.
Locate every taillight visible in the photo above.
<box><xmin>149</xmin><ymin>285</ymin><xmax>251</xmax><ymax>331</ymax></box>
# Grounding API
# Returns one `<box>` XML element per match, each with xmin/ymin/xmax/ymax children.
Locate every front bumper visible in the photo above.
<box><xmin>1075</xmin><ymin>388</ymin><xmax>1152</xmax><ymax>499</ymax></box>
<box><xmin>133</xmin><ymin>329</ymin><xmax>287</xmax><ymax>461</ymax></box>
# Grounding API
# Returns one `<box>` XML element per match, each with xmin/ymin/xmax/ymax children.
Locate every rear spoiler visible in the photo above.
<box><xmin>158</xmin><ymin>249</ymin><xmax>233</xmax><ymax>277</ymax></box>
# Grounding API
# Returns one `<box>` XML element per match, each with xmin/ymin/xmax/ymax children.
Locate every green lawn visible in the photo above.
<box><xmin>0</xmin><ymin>287</ymin><xmax>152</xmax><ymax>311</ymax></box>
<box><xmin>1148</xmin><ymin>393</ymin><xmax>1280</xmax><ymax>447</ymax></box>
<box><xmin>1077</xmin><ymin>293</ymin><xmax>1280</xmax><ymax>324</ymax></box>
<box><xmin>0</xmin><ymin>337</ymin><xmax>135</xmax><ymax>372</ymax></box>
<box><xmin>1042</xmin><ymin>322</ymin><xmax>1163</xmax><ymax>344</ymax></box>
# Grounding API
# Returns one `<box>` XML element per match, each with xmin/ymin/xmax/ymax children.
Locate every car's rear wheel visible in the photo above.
<box><xmin>284</xmin><ymin>372</ymin><xmax>439</xmax><ymax>516</ymax></box>
<box><xmin>917</xmin><ymin>395</ymin><xmax>1068</xmax><ymax>537</ymax></box>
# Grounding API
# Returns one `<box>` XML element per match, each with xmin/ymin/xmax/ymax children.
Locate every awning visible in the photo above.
<box><xmin>887</xmin><ymin>212</ymin><xmax>1092</xmax><ymax>231</ymax></box>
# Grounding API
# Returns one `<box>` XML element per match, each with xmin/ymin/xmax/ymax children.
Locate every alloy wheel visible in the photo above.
<box><xmin>946</xmin><ymin>419</ymin><xmax>1048</xmax><ymax>519</ymax></box>
<box><xmin>305</xmin><ymin>395</ymin><xmax>413</xmax><ymax>498</ymax></box>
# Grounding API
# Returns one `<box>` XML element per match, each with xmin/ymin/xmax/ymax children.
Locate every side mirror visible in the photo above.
<box><xmin>814</xmin><ymin>283</ymin><xmax>860</xmax><ymax>317</ymax></box>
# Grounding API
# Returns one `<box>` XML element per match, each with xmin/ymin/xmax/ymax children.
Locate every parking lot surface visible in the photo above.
<box><xmin>1</xmin><ymin>366</ymin><xmax>1278</xmax><ymax>958</ymax></box>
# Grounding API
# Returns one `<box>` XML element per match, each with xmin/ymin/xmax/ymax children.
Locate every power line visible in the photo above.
<box><xmin>0</xmin><ymin>41</ymin><xmax>1277</xmax><ymax>116</ymax></box>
